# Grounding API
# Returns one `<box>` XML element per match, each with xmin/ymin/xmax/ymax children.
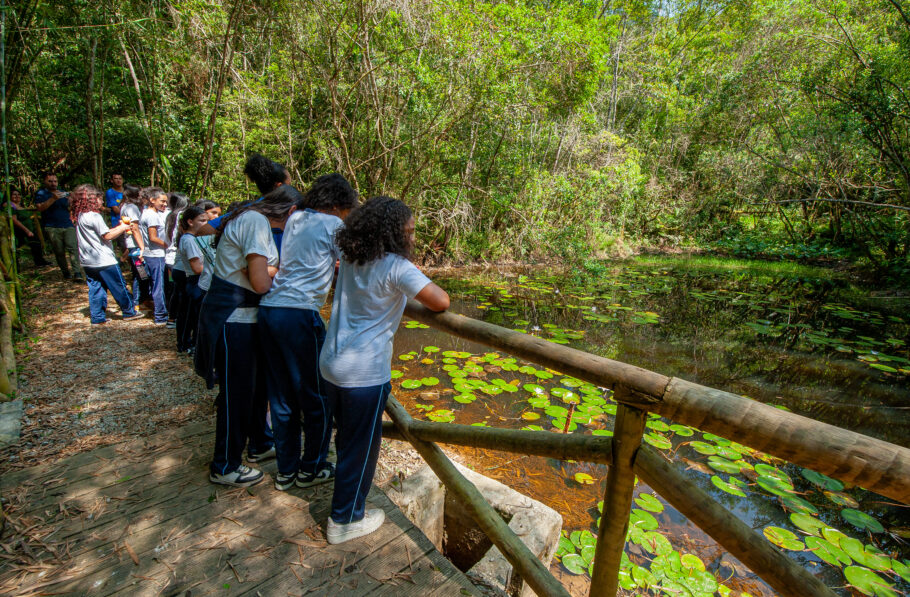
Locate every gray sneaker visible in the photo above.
<box><xmin>326</xmin><ymin>509</ymin><xmax>385</xmax><ymax>544</ymax></box>
<box><xmin>209</xmin><ymin>464</ymin><xmax>263</xmax><ymax>487</ymax></box>
<box><xmin>247</xmin><ymin>446</ymin><xmax>276</xmax><ymax>463</ymax></box>
<box><xmin>275</xmin><ymin>472</ymin><xmax>296</xmax><ymax>491</ymax></box>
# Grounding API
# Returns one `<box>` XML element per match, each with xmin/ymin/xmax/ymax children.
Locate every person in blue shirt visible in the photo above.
<box><xmin>34</xmin><ymin>172</ymin><xmax>82</xmax><ymax>282</ymax></box>
<box><xmin>105</xmin><ymin>173</ymin><xmax>125</xmax><ymax>227</ymax></box>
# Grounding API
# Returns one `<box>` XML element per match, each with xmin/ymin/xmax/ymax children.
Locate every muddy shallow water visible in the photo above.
<box><xmin>389</xmin><ymin>257</ymin><xmax>909</xmax><ymax>596</ymax></box>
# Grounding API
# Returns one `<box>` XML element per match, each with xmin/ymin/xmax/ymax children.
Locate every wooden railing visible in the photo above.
<box><xmin>380</xmin><ymin>300</ymin><xmax>910</xmax><ymax>597</ymax></box>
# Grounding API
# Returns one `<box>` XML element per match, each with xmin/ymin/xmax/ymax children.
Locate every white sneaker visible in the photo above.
<box><xmin>326</xmin><ymin>508</ymin><xmax>385</xmax><ymax>544</ymax></box>
<box><xmin>209</xmin><ymin>464</ymin><xmax>264</xmax><ymax>487</ymax></box>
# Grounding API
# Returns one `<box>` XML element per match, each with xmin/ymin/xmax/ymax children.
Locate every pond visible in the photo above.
<box><xmin>388</xmin><ymin>255</ymin><xmax>910</xmax><ymax>597</ymax></box>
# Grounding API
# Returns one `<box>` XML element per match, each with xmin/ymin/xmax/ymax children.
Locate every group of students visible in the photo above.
<box><xmin>67</xmin><ymin>154</ymin><xmax>450</xmax><ymax>545</ymax></box>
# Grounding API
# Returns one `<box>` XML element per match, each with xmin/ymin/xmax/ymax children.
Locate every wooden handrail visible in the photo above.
<box><xmin>381</xmin><ymin>417</ymin><xmax>838</xmax><ymax>597</ymax></box>
<box><xmin>404</xmin><ymin>300</ymin><xmax>910</xmax><ymax>504</ymax></box>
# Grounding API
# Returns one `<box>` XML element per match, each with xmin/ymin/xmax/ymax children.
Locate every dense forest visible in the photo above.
<box><xmin>4</xmin><ymin>0</ymin><xmax>910</xmax><ymax>269</ymax></box>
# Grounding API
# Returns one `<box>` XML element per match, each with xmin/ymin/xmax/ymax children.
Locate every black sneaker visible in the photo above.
<box><xmin>209</xmin><ymin>464</ymin><xmax>264</xmax><ymax>487</ymax></box>
<box><xmin>296</xmin><ymin>462</ymin><xmax>336</xmax><ymax>488</ymax></box>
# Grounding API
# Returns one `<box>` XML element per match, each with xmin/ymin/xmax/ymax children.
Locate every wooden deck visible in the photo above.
<box><xmin>0</xmin><ymin>421</ymin><xmax>481</xmax><ymax>596</ymax></box>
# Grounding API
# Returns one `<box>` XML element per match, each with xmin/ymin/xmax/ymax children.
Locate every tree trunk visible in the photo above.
<box><xmin>85</xmin><ymin>38</ymin><xmax>100</xmax><ymax>187</ymax></box>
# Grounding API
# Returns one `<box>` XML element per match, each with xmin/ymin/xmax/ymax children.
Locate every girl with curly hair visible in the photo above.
<box><xmin>259</xmin><ymin>173</ymin><xmax>359</xmax><ymax>491</ymax></box>
<box><xmin>70</xmin><ymin>185</ymin><xmax>142</xmax><ymax>324</ymax></box>
<box><xmin>319</xmin><ymin>196</ymin><xmax>449</xmax><ymax>544</ymax></box>
<box><xmin>195</xmin><ymin>185</ymin><xmax>303</xmax><ymax>488</ymax></box>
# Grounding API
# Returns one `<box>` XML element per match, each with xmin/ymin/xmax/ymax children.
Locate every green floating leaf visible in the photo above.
<box><xmin>689</xmin><ymin>441</ymin><xmax>717</xmax><ymax>455</ymax></box>
<box><xmin>707</xmin><ymin>456</ymin><xmax>741</xmax><ymax>474</ymax></box>
<box><xmin>712</xmin><ymin>475</ymin><xmax>746</xmax><ymax>497</ymax></box>
<box><xmin>630</xmin><ymin>508</ymin><xmax>658</xmax><ymax>531</ymax></box>
<box><xmin>840</xmin><ymin>538</ymin><xmax>891</xmax><ymax>571</ymax></box>
<box><xmin>844</xmin><ymin>566</ymin><xmax>899</xmax><ymax>597</ymax></box>
<box><xmin>780</xmin><ymin>494</ymin><xmax>818</xmax><ymax>515</ymax></box>
<box><xmin>669</xmin><ymin>424</ymin><xmax>695</xmax><ymax>437</ymax></box>
<box><xmin>756</xmin><ymin>474</ymin><xmax>795</xmax><ymax>497</ymax></box>
<box><xmin>790</xmin><ymin>513</ymin><xmax>826</xmax><ymax>537</ymax></box>
<box><xmin>763</xmin><ymin>526</ymin><xmax>805</xmax><ymax>550</ymax></box>
<box><xmin>454</xmin><ymin>394</ymin><xmax>476</xmax><ymax>404</ymax></box>
<box><xmin>805</xmin><ymin>535</ymin><xmax>851</xmax><ymax>567</ymax></box>
<box><xmin>643</xmin><ymin>433</ymin><xmax>672</xmax><ymax>450</ymax></box>
<box><xmin>591</xmin><ymin>429</ymin><xmax>613</xmax><ymax>437</ymax></box>
<box><xmin>825</xmin><ymin>490</ymin><xmax>860</xmax><ymax>508</ymax></box>
<box><xmin>426</xmin><ymin>409</ymin><xmax>455</xmax><ymax>423</ymax></box>
<box><xmin>801</xmin><ymin>468</ymin><xmax>844</xmax><ymax>492</ymax></box>
<box><xmin>400</xmin><ymin>379</ymin><xmax>422</xmax><ymax>390</ymax></box>
<box><xmin>680</xmin><ymin>553</ymin><xmax>706</xmax><ymax>572</ymax></box>
<box><xmin>892</xmin><ymin>559</ymin><xmax>910</xmax><ymax>583</ymax></box>
<box><xmin>574</xmin><ymin>472</ymin><xmax>595</xmax><ymax>485</ymax></box>
<box><xmin>423</xmin><ymin>346</ymin><xmax>440</xmax><ymax>353</ymax></box>
<box><xmin>420</xmin><ymin>376</ymin><xmax>440</xmax><ymax>386</ymax></box>
<box><xmin>646</xmin><ymin>419</ymin><xmax>670</xmax><ymax>432</ymax></box>
<box><xmin>841</xmin><ymin>509</ymin><xmax>885</xmax><ymax>534</ymax></box>
<box><xmin>521</xmin><ymin>411</ymin><xmax>540</xmax><ymax>421</ymax></box>
<box><xmin>557</xmin><ymin>535</ymin><xmax>575</xmax><ymax>557</ymax></box>
<box><xmin>714</xmin><ymin>445</ymin><xmax>742</xmax><ymax>461</ymax></box>
<box><xmin>561</xmin><ymin>553</ymin><xmax>587</xmax><ymax>575</ymax></box>
<box><xmin>634</xmin><ymin>493</ymin><xmax>664</xmax><ymax>513</ymax></box>
<box><xmin>638</xmin><ymin>531</ymin><xmax>673</xmax><ymax>555</ymax></box>
<box><xmin>390</xmin><ymin>369</ymin><xmax>403</xmax><ymax>379</ymax></box>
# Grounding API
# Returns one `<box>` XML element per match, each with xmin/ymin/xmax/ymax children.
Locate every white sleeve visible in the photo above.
<box><xmin>392</xmin><ymin>258</ymin><xmax>432</xmax><ymax>299</ymax></box>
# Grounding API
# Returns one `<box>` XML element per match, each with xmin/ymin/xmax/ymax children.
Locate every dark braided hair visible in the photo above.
<box><xmin>336</xmin><ymin>196</ymin><xmax>413</xmax><ymax>265</ymax></box>
<box><xmin>244</xmin><ymin>154</ymin><xmax>289</xmax><ymax>196</ymax></box>
<box><xmin>218</xmin><ymin>184</ymin><xmax>303</xmax><ymax>237</ymax></box>
<box><xmin>301</xmin><ymin>173</ymin><xmax>358</xmax><ymax>212</ymax></box>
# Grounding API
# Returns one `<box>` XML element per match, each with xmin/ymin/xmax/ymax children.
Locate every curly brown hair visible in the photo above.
<box><xmin>69</xmin><ymin>184</ymin><xmax>103</xmax><ymax>225</ymax></box>
<box><xmin>336</xmin><ymin>196</ymin><xmax>413</xmax><ymax>265</ymax></box>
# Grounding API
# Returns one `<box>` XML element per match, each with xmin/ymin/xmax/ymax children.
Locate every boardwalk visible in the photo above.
<box><xmin>0</xmin><ymin>420</ymin><xmax>480</xmax><ymax>596</ymax></box>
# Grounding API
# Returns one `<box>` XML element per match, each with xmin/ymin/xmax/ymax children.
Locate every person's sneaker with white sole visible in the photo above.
<box><xmin>247</xmin><ymin>446</ymin><xmax>276</xmax><ymax>463</ymax></box>
<box><xmin>296</xmin><ymin>462</ymin><xmax>336</xmax><ymax>488</ymax></box>
<box><xmin>274</xmin><ymin>472</ymin><xmax>297</xmax><ymax>491</ymax></box>
<box><xmin>326</xmin><ymin>508</ymin><xmax>385</xmax><ymax>544</ymax></box>
<box><xmin>209</xmin><ymin>464</ymin><xmax>263</xmax><ymax>487</ymax></box>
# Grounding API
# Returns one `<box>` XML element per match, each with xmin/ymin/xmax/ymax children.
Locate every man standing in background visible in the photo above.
<box><xmin>34</xmin><ymin>172</ymin><xmax>83</xmax><ymax>282</ymax></box>
<box><xmin>105</xmin><ymin>173</ymin><xmax>125</xmax><ymax>227</ymax></box>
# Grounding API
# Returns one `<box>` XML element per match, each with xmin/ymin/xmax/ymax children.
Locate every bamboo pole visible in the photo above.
<box><xmin>381</xmin><ymin>420</ymin><xmax>613</xmax><ymax>464</ymax></box>
<box><xmin>386</xmin><ymin>396</ymin><xmax>571</xmax><ymax>597</ymax></box>
<box><xmin>589</xmin><ymin>401</ymin><xmax>645</xmax><ymax>597</ymax></box>
<box><xmin>404</xmin><ymin>301</ymin><xmax>910</xmax><ymax>504</ymax></box>
<box><xmin>633</xmin><ymin>446</ymin><xmax>837</xmax><ymax>597</ymax></box>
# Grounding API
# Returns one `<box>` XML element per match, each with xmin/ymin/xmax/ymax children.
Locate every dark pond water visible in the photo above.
<box><xmin>389</xmin><ymin>256</ymin><xmax>909</xmax><ymax>597</ymax></box>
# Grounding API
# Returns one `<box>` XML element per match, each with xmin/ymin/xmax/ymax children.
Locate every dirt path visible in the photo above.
<box><xmin>0</xmin><ymin>265</ymin><xmax>215</xmax><ymax>473</ymax></box>
<box><xmin>0</xmin><ymin>264</ymin><xmax>425</xmax><ymax>483</ymax></box>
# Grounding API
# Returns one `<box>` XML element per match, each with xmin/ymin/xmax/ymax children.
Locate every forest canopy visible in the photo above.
<box><xmin>4</xmin><ymin>0</ymin><xmax>910</xmax><ymax>266</ymax></box>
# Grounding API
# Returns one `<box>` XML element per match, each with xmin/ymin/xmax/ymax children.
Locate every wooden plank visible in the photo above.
<box><xmin>381</xmin><ymin>419</ymin><xmax>612</xmax><ymax>464</ymax></box>
<box><xmin>9</xmin><ymin>429</ymin><xmax>211</xmax><ymax>516</ymax></box>
<box><xmin>590</xmin><ymin>401</ymin><xmax>645</xmax><ymax>597</ymax></box>
<box><xmin>0</xmin><ymin>419</ymin><xmax>213</xmax><ymax>489</ymax></box>
<box><xmin>634</xmin><ymin>446</ymin><xmax>838</xmax><ymax>597</ymax></box>
<box><xmin>386</xmin><ymin>397</ymin><xmax>570</xmax><ymax>597</ymax></box>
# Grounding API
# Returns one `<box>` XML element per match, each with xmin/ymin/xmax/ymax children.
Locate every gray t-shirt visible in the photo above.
<box><xmin>139</xmin><ymin>208</ymin><xmax>166</xmax><ymax>258</ymax></box>
<box><xmin>261</xmin><ymin>209</ymin><xmax>342</xmax><ymax>310</ymax></box>
<box><xmin>196</xmin><ymin>235</ymin><xmax>217</xmax><ymax>291</ymax></box>
<box><xmin>212</xmin><ymin>211</ymin><xmax>278</xmax><ymax>323</ymax></box>
<box><xmin>319</xmin><ymin>254</ymin><xmax>431</xmax><ymax>387</ymax></box>
<box><xmin>76</xmin><ymin>211</ymin><xmax>118</xmax><ymax>268</ymax></box>
<box><xmin>121</xmin><ymin>203</ymin><xmax>141</xmax><ymax>249</ymax></box>
<box><xmin>178</xmin><ymin>233</ymin><xmax>204</xmax><ymax>274</ymax></box>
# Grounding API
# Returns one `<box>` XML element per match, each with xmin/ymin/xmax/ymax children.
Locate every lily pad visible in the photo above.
<box><xmin>630</xmin><ymin>509</ymin><xmax>659</xmax><ymax>531</ymax></box>
<box><xmin>646</xmin><ymin>420</ymin><xmax>670</xmax><ymax>432</ymax></box>
<box><xmin>825</xmin><ymin>491</ymin><xmax>860</xmax><ymax>508</ymax></box>
<box><xmin>844</xmin><ymin>566</ymin><xmax>899</xmax><ymax>597</ymax></box>
<box><xmin>521</xmin><ymin>411</ymin><xmax>540</xmax><ymax>421</ymax></box>
<box><xmin>805</xmin><ymin>535</ymin><xmax>851</xmax><ymax>567</ymax></box>
<box><xmin>643</xmin><ymin>433</ymin><xmax>672</xmax><ymax>450</ymax></box>
<box><xmin>763</xmin><ymin>526</ymin><xmax>804</xmax><ymax>550</ymax></box>
<box><xmin>401</xmin><ymin>379</ymin><xmax>423</xmax><ymax>390</ymax></box>
<box><xmin>454</xmin><ymin>394</ymin><xmax>476</xmax><ymax>404</ymax></box>
<box><xmin>712</xmin><ymin>475</ymin><xmax>746</xmax><ymax>497</ymax></box>
<box><xmin>790</xmin><ymin>513</ymin><xmax>826</xmax><ymax>536</ymax></box>
<box><xmin>574</xmin><ymin>472</ymin><xmax>595</xmax><ymax>485</ymax></box>
<box><xmin>561</xmin><ymin>553</ymin><xmax>587</xmax><ymax>575</ymax></box>
<box><xmin>840</xmin><ymin>538</ymin><xmax>891</xmax><ymax>571</ymax></box>
<box><xmin>591</xmin><ymin>429</ymin><xmax>613</xmax><ymax>437</ymax></box>
<box><xmin>669</xmin><ymin>424</ymin><xmax>695</xmax><ymax>436</ymax></box>
<box><xmin>391</xmin><ymin>369</ymin><xmax>403</xmax><ymax>379</ymax></box>
<box><xmin>801</xmin><ymin>468</ymin><xmax>844</xmax><ymax>492</ymax></box>
<box><xmin>426</xmin><ymin>409</ymin><xmax>455</xmax><ymax>423</ymax></box>
<box><xmin>707</xmin><ymin>456</ymin><xmax>741</xmax><ymax>474</ymax></box>
<box><xmin>689</xmin><ymin>441</ymin><xmax>717</xmax><ymax>455</ymax></box>
<box><xmin>756</xmin><ymin>475</ymin><xmax>795</xmax><ymax>497</ymax></box>
<box><xmin>780</xmin><ymin>494</ymin><xmax>819</xmax><ymax>515</ymax></box>
<box><xmin>420</xmin><ymin>377</ymin><xmax>440</xmax><ymax>386</ymax></box>
<box><xmin>638</xmin><ymin>531</ymin><xmax>673</xmax><ymax>555</ymax></box>
<box><xmin>634</xmin><ymin>493</ymin><xmax>664</xmax><ymax>513</ymax></box>
<box><xmin>841</xmin><ymin>509</ymin><xmax>884</xmax><ymax>533</ymax></box>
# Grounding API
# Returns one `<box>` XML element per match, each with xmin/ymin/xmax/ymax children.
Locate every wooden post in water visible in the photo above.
<box><xmin>589</xmin><ymin>398</ymin><xmax>646</xmax><ymax>597</ymax></box>
<box><xmin>385</xmin><ymin>397</ymin><xmax>572</xmax><ymax>597</ymax></box>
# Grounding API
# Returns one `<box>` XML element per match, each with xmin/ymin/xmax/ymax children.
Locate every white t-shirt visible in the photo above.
<box><xmin>139</xmin><ymin>208</ymin><xmax>166</xmax><ymax>258</ymax></box>
<box><xmin>212</xmin><ymin>211</ymin><xmax>278</xmax><ymax>323</ymax></box>
<box><xmin>319</xmin><ymin>254</ymin><xmax>431</xmax><ymax>387</ymax></box>
<box><xmin>121</xmin><ymin>203</ymin><xmax>141</xmax><ymax>249</ymax></box>
<box><xmin>76</xmin><ymin>211</ymin><xmax>118</xmax><ymax>268</ymax></box>
<box><xmin>261</xmin><ymin>210</ymin><xmax>342</xmax><ymax>310</ymax></box>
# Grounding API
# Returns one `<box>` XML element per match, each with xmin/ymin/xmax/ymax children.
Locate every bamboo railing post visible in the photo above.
<box><xmin>386</xmin><ymin>396</ymin><xmax>571</xmax><ymax>597</ymax></box>
<box><xmin>589</xmin><ymin>398</ymin><xmax>646</xmax><ymax>597</ymax></box>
